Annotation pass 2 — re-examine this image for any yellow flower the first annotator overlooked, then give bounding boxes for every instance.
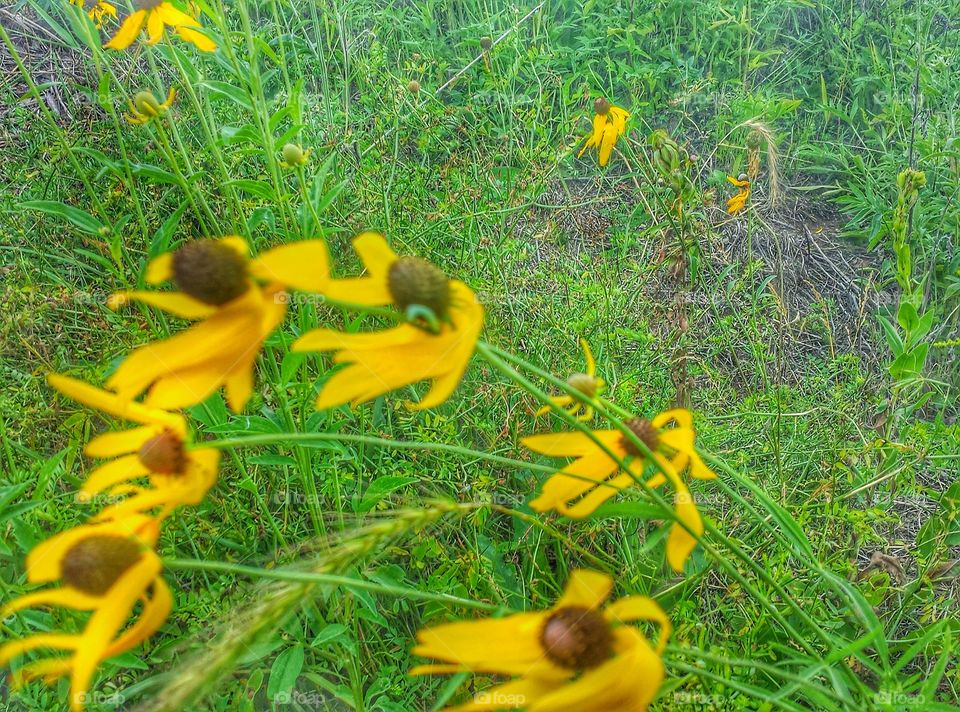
[536,338,605,422]
[412,569,669,711]
[70,0,117,29]
[48,374,219,521]
[108,236,330,412]
[523,409,716,571]
[292,232,484,410]
[126,88,176,125]
[0,516,170,712]
[726,174,751,215]
[578,98,630,167]
[104,0,216,52]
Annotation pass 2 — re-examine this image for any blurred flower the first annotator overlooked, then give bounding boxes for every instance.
[280,142,311,169]
[108,237,330,412]
[0,516,169,712]
[578,98,629,167]
[523,409,716,571]
[725,174,751,215]
[70,0,117,29]
[104,0,216,52]
[48,374,219,520]
[412,569,669,711]
[537,338,605,422]
[125,88,176,125]
[293,231,483,410]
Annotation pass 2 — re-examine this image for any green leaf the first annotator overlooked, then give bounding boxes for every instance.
[19,200,106,235]
[202,80,254,112]
[228,179,276,201]
[896,301,919,332]
[267,645,304,701]
[358,476,418,512]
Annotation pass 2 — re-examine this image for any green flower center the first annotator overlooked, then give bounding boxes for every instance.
[387,257,451,321]
[61,535,143,596]
[282,143,306,166]
[620,417,659,457]
[172,239,249,306]
[566,373,598,398]
[540,606,613,670]
[138,430,186,475]
[594,98,611,116]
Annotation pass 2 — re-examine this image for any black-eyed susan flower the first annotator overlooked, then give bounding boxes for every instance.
[104,0,216,52]
[726,174,751,215]
[70,0,117,29]
[523,409,716,571]
[412,569,669,711]
[48,374,219,521]
[125,88,176,125]
[578,98,630,168]
[536,338,604,422]
[0,515,170,712]
[292,232,484,410]
[108,236,330,412]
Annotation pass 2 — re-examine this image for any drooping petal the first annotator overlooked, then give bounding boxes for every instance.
[413,612,551,677]
[110,290,216,320]
[0,635,78,667]
[103,577,172,658]
[175,25,217,51]
[103,9,146,50]
[47,374,186,433]
[597,122,619,167]
[321,232,397,305]
[249,240,330,292]
[145,8,165,45]
[521,430,620,458]
[70,555,162,711]
[157,2,200,27]
[553,569,612,610]
[85,426,160,458]
[82,455,150,496]
[146,253,173,284]
[529,449,622,517]
[1,587,102,617]
[603,596,671,654]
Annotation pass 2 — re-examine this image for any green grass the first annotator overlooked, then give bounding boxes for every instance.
[1,0,960,710]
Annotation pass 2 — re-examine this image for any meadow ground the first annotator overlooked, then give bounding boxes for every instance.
[1,0,959,710]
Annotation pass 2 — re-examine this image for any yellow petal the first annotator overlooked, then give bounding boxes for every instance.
[1,587,101,617]
[146,253,173,283]
[82,455,149,495]
[112,290,216,320]
[85,426,160,458]
[529,450,621,517]
[353,231,398,272]
[145,8,165,44]
[0,635,78,667]
[522,430,620,457]
[174,24,217,51]
[103,577,172,657]
[157,2,199,28]
[104,9,145,49]
[554,569,612,610]
[47,374,186,433]
[221,236,249,256]
[652,408,692,430]
[536,395,573,416]
[666,491,702,572]
[604,596,671,653]
[413,612,551,677]
[250,240,330,292]
[598,123,619,167]
[70,555,161,712]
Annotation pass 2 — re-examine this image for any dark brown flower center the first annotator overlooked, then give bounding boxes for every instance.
[566,373,598,398]
[620,417,659,457]
[480,36,493,50]
[594,97,611,116]
[540,606,613,670]
[138,430,186,475]
[172,239,249,306]
[135,0,164,9]
[387,257,451,319]
[61,535,143,595]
